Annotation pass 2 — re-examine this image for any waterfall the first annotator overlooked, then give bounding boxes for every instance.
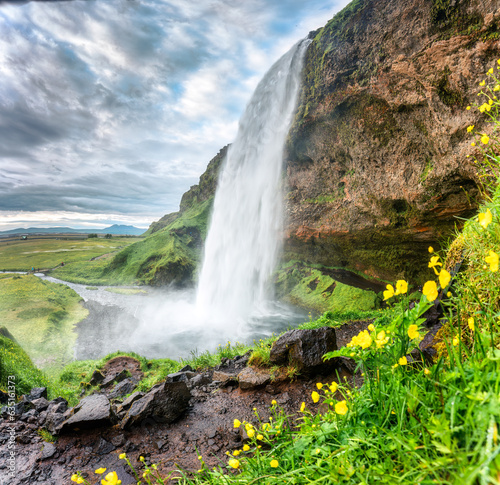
[196,39,310,322]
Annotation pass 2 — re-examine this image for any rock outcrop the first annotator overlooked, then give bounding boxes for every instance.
[284,0,500,283]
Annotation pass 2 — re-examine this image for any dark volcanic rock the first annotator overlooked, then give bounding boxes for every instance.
[237,367,271,391]
[40,442,57,460]
[108,378,136,399]
[57,394,115,434]
[121,381,191,429]
[270,327,338,374]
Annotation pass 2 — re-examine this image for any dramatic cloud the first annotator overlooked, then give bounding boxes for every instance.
[0,0,349,230]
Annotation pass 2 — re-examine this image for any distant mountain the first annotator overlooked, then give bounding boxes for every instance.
[0,225,145,236]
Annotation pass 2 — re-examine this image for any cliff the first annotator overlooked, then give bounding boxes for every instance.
[284,0,500,283]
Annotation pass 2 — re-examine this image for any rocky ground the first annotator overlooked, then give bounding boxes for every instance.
[0,322,370,485]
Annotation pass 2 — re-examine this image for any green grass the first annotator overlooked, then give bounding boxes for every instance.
[0,274,87,369]
[0,237,138,272]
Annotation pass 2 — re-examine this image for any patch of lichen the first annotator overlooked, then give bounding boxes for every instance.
[430,0,483,40]
[274,262,380,314]
[434,67,465,108]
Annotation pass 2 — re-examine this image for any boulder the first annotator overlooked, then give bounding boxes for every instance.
[121,381,190,429]
[89,370,105,386]
[108,378,136,399]
[269,327,338,375]
[237,367,271,391]
[40,442,57,460]
[57,394,115,434]
[100,369,130,389]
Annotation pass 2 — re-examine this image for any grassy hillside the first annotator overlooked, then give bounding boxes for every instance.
[0,274,87,369]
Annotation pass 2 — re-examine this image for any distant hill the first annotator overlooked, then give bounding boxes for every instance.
[0,225,145,236]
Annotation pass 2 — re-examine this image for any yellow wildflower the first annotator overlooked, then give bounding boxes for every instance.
[481,134,490,145]
[428,255,442,274]
[486,250,499,272]
[439,269,451,289]
[329,382,338,393]
[467,125,474,132]
[233,450,241,456]
[453,336,459,346]
[471,141,476,146]
[495,85,500,92]
[395,279,408,295]
[233,419,241,428]
[408,325,419,340]
[95,468,107,474]
[480,80,486,86]
[335,400,348,415]
[368,323,375,331]
[316,382,323,390]
[270,459,279,468]
[257,434,263,440]
[311,391,320,403]
[247,428,255,439]
[488,68,494,74]
[424,368,431,376]
[71,476,80,484]
[243,444,250,451]
[466,105,471,110]
[119,453,126,459]
[101,471,120,485]
[300,402,306,412]
[383,283,395,300]
[422,281,438,302]
[468,317,475,331]
[399,356,408,366]
[478,208,493,229]
[228,459,240,469]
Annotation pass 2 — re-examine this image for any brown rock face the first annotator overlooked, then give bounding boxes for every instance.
[284,0,500,282]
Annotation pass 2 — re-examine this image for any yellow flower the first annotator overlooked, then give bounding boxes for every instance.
[422,281,438,302]
[300,401,306,412]
[453,336,459,346]
[316,382,323,390]
[139,456,145,462]
[408,325,419,340]
[471,141,476,146]
[101,471,120,485]
[329,382,338,393]
[95,468,107,475]
[478,208,493,229]
[468,317,475,331]
[228,459,240,469]
[481,134,490,145]
[383,284,395,300]
[270,459,279,468]
[424,368,431,376]
[311,391,320,403]
[247,428,255,438]
[488,68,494,74]
[439,269,451,289]
[399,356,408,366]
[467,125,474,132]
[485,250,499,272]
[243,444,250,451]
[447,291,452,297]
[77,479,84,485]
[271,399,277,405]
[395,279,408,295]
[262,423,271,430]
[233,450,241,456]
[368,323,375,331]
[466,105,471,110]
[118,453,126,460]
[71,475,80,484]
[428,255,442,274]
[233,419,241,428]
[335,400,348,415]
[480,80,486,86]
[256,434,263,440]
[495,85,500,92]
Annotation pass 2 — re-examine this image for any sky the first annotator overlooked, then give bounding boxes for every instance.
[0,0,349,231]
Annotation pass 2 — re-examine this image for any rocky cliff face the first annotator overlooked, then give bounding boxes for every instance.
[284,0,500,283]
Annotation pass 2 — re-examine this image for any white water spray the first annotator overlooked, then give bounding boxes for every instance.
[196,40,310,322]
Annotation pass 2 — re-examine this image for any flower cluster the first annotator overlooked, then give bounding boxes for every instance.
[383,279,408,300]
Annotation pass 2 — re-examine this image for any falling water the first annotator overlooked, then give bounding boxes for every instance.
[196,39,310,322]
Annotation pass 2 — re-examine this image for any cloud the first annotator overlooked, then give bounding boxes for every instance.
[0,0,350,229]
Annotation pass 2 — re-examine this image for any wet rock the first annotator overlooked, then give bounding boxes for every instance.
[179,365,193,372]
[40,442,57,460]
[121,381,191,429]
[101,369,130,389]
[108,378,136,399]
[96,437,115,455]
[237,367,271,390]
[30,398,49,412]
[189,373,212,389]
[21,409,39,422]
[48,398,68,414]
[269,327,338,375]
[111,434,126,447]
[1,401,26,418]
[116,391,144,416]
[57,394,115,434]
[89,370,105,386]
[212,370,238,384]
[28,387,48,401]
[166,371,196,383]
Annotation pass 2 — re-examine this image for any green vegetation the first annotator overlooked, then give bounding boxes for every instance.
[0,237,137,272]
[275,261,380,314]
[0,274,86,369]
[51,200,212,286]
